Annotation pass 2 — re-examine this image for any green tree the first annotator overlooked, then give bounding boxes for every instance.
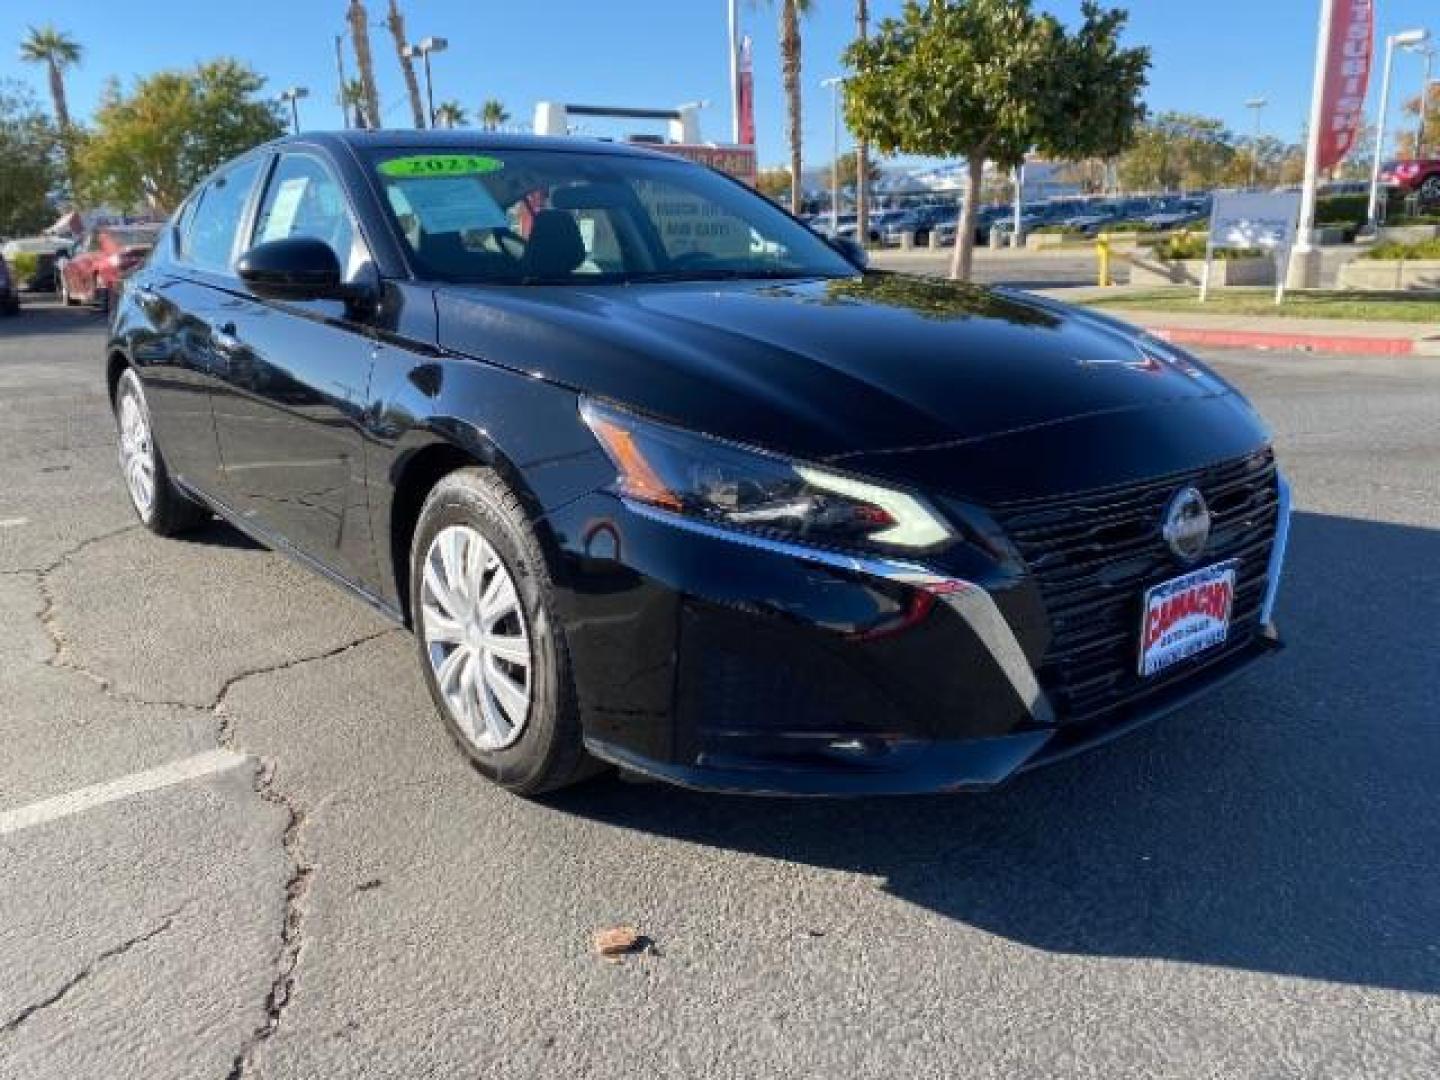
[1395,85,1440,160]
[18,25,82,192]
[0,81,59,235]
[755,0,815,214]
[846,0,1148,280]
[829,152,881,191]
[480,99,511,132]
[77,60,284,212]
[1118,112,1233,193]
[756,167,793,202]
[433,100,467,129]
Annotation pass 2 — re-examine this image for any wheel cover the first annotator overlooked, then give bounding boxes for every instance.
[420,524,533,752]
[116,376,156,516]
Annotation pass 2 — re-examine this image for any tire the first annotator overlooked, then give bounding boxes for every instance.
[113,368,209,536]
[409,467,595,795]
[1420,175,1440,206]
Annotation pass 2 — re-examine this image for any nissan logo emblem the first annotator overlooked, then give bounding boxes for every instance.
[1162,486,1211,561]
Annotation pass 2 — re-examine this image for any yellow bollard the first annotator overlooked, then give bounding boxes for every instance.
[1096,233,1112,288]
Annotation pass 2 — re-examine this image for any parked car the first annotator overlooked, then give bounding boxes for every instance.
[1378,159,1440,204]
[880,206,956,246]
[0,253,19,315]
[106,131,1291,796]
[1,236,71,292]
[60,224,160,308]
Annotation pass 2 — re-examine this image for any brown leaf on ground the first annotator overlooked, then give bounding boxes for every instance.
[593,925,645,958]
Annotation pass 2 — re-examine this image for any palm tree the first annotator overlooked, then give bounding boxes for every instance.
[346,1,383,130]
[480,99,511,132]
[19,25,80,132]
[385,0,426,129]
[433,101,467,129]
[754,1,812,214]
[340,78,371,129]
[19,25,82,194]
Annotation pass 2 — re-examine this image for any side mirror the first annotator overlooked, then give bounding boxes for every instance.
[830,234,869,270]
[238,238,352,302]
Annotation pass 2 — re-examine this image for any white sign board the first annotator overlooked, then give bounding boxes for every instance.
[1201,191,1303,304]
[1208,191,1301,251]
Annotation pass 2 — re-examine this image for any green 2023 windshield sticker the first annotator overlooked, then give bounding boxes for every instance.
[378,154,504,178]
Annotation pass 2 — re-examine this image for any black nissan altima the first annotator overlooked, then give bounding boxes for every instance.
[106,132,1291,795]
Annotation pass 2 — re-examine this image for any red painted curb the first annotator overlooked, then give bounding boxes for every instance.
[1147,325,1417,356]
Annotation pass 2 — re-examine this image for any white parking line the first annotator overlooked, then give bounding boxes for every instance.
[0,517,28,528]
[0,749,250,837]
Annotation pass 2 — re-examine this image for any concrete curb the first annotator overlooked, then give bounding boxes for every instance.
[1145,325,1425,357]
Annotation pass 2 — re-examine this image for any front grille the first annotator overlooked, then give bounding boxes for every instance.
[991,448,1279,723]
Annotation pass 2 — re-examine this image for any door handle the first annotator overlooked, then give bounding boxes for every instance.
[210,321,242,354]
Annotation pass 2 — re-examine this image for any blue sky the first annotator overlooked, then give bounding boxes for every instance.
[3,1,1437,168]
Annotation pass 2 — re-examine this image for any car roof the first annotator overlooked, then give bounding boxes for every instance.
[290,129,686,164]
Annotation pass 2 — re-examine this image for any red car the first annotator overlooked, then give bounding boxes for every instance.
[1379,159,1440,204]
[59,224,160,308]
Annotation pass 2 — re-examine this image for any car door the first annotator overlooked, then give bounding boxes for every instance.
[133,155,267,498]
[209,149,379,587]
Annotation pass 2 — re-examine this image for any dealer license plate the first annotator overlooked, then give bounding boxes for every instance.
[1138,561,1238,678]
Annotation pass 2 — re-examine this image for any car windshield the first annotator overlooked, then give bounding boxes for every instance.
[364,146,857,285]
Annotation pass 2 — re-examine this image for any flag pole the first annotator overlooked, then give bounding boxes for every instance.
[1290,0,1336,287]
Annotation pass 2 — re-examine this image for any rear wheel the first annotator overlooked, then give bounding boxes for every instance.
[113,368,208,535]
[1420,174,1440,205]
[410,467,595,794]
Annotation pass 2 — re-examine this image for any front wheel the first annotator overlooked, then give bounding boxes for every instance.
[113,368,208,535]
[410,467,595,795]
[1419,174,1440,206]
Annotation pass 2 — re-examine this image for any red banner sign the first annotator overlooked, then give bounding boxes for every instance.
[1318,0,1374,172]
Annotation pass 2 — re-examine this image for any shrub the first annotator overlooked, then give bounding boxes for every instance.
[1032,224,1084,235]
[1364,239,1440,260]
[1101,219,1157,233]
[1316,194,1368,227]
[1155,232,1264,261]
[8,251,38,280]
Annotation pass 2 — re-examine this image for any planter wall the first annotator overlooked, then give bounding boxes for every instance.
[1377,224,1440,245]
[1129,256,1277,288]
[1338,259,1440,291]
[1025,232,1088,250]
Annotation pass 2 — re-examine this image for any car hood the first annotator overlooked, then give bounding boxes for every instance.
[434,272,1237,462]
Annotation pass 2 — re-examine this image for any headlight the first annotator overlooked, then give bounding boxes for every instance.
[580,399,954,553]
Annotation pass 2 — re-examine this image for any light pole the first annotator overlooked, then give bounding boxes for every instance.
[1245,97,1268,188]
[728,0,741,144]
[821,77,845,233]
[1411,45,1435,158]
[278,86,309,135]
[404,36,448,127]
[1368,28,1431,231]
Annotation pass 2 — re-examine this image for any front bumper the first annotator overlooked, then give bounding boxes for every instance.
[544,475,1292,797]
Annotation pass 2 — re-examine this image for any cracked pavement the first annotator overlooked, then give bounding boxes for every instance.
[1,298,1437,1079]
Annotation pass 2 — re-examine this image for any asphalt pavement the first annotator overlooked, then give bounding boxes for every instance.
[2,296,1437,1079]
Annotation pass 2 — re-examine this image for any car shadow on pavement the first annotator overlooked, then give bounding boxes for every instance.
[0,298,109,338]
[550,511,1440,995]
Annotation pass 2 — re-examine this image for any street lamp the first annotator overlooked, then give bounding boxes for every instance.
[1410,45,1435,158]
[277,86,309,135]
[821,76,846,234]
[1245,97,1268,189]
[404,36,449,127]
[1368,28,1431,231]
